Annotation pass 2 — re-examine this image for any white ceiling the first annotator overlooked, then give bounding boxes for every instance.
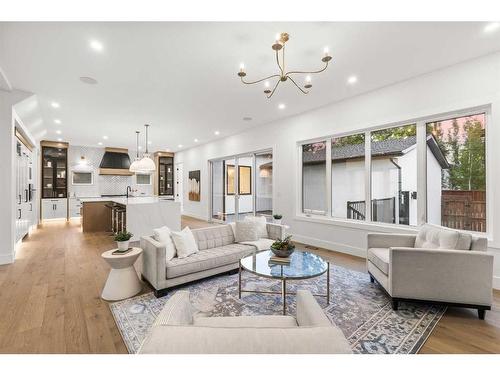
[1,22,500,152]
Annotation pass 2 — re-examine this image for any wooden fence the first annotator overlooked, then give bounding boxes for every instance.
[441,190,486,232]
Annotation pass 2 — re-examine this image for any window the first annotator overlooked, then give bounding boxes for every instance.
[370,124,417,225]
[302,141,327,215]
[332,133,365,220]
[426,113,486,232]
[226,165,252,195]
[72,172,93,185]
[136,174,151,185]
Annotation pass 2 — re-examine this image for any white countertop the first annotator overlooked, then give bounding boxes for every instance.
[79,196,176,205]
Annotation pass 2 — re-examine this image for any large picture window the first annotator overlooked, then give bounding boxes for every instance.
[331,133,365,220]
[426,113,486,232]
[302,141,327,215]
[370,124,417,225]
[299,110,487,233]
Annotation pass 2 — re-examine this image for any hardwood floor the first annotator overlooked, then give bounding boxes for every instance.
[0,217,499,353]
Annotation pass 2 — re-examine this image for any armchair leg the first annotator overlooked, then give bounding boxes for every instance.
[478,309,486,320]
[391,299,399,311]
[369,275,374,283]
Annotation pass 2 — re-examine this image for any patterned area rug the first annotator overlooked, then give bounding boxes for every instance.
[110,265,446,354]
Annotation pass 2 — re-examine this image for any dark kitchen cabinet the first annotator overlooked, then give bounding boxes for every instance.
[41,143,68,199]
[158,156,174,196]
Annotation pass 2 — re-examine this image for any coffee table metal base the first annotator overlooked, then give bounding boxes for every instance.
[238,262,330,315]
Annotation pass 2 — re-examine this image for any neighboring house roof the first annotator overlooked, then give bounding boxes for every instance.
[303,135,449,168]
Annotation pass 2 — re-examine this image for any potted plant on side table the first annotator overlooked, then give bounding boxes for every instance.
[273,214,283,224]
[114,231,133,252]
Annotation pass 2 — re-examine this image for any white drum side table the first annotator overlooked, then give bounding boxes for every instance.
[101,247,143,301]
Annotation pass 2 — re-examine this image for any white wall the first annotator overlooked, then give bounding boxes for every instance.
[175,52,500,289]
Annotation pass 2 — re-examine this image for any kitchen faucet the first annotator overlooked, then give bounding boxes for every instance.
[126,186,132,198]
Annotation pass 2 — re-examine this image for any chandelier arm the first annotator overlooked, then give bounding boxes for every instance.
[285,61,329,77]
[287,75,309,95]
[266,79,281,99]
[240,74,281,85]
[276,50,284,76]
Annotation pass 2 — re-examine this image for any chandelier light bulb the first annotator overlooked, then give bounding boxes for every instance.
[264,81,270,88]
[323,47,329,56]
[275,33,280,42]
[305,76,312,83]
[239,63,245,72]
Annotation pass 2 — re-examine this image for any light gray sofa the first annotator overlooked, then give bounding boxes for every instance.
[367,223,493,319]
[141,223,286,297]
[138,289,352,354]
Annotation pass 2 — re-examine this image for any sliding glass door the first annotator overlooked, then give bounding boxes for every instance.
[210,150,272,223]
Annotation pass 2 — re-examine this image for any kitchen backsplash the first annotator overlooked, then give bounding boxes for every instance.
[68,145,154,198]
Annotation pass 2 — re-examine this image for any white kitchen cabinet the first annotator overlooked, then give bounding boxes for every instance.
[42,198,67,220]
[69,197,82,218]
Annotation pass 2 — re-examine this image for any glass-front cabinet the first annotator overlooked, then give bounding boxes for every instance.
[41,144,68,198]
[158,155,174,196]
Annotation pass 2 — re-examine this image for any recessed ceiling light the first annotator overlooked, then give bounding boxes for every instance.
[194,138,199,143]
[243,117,252,121]
[90,39,104,52]
[102,135,108,140]
[165,148,171,152]
[56,130,62,134]
[214,131,220,135]
[278,103,286,110]
[148,141,152,145]
[138,146,142,150]
[98,142,103,146]
[347,75,358,84]
[51,102,60,108]
[484,22,500,33]
[178,144,183,148]
[80,76,98,85]
[57,138,62,142]
[54,119,61,124]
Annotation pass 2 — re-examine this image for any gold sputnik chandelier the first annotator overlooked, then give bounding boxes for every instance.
[237,32,332,98]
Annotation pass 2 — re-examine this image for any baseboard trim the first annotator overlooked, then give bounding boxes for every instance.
[290,233,366,259]
[493,276,500,291]
[0,253,14,265]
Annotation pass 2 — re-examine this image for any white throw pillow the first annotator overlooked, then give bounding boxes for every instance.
[153,226,176,261]
[171,227,199,259]
[245,215,268,239]
[234,221,259,242]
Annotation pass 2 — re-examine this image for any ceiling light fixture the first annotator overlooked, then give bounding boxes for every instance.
[54,119,61,124]
[57,138,62,142]
[278,103,286,110]
[98,142,103,146]
[129,131,143,173]
[214,130,220,135]
[51,102,60,108]
[484,22,500,33]
[56,130,62,134]
[243,117,252,121]
[237,32,332,98]
[136,124,156,173]
[178,144,183,148]
[194,138,199,143]
[347,75,358,84]
[90,39,104,52]
[103,135,108,140]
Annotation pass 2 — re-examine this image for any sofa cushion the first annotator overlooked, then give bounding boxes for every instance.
[234,221,259,242]
[192,225,235,250]
[414,224,462,250]
[171,227,199,259]
[239,238,274,251]
[194,315,298,328]
[367,247,389,275]
[245,215,268,238]
[166,243,255,279]
[153,226,176,261]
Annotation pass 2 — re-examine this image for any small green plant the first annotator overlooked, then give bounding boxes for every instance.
[271,235,294,251]
[114,231,133,242]
[273,214,283,220]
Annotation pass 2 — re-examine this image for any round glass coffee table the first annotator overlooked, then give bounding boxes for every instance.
[239,250,330,315]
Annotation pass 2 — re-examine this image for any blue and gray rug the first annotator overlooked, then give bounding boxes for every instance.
[110,265,446,354]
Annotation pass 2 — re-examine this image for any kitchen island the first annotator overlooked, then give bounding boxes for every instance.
[79,196,181,241]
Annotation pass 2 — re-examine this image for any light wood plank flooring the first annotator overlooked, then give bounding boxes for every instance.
[0,217,498,353]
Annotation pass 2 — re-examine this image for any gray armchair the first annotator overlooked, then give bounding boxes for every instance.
[366,224,493,319]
